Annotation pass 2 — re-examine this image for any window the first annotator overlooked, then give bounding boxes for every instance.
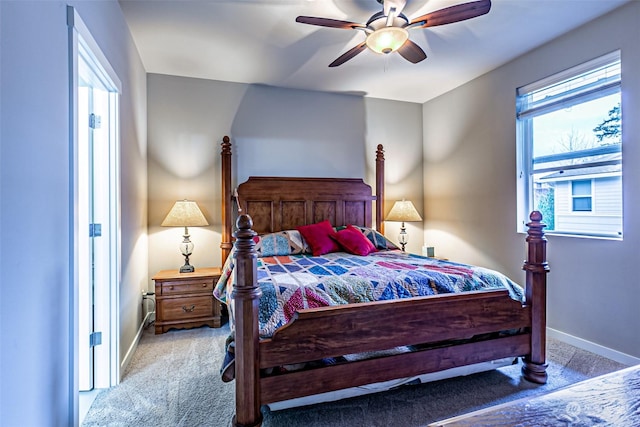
[571,180,592,212]
[516,51,622,239]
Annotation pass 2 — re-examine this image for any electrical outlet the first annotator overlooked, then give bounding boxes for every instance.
[422,246,435,257]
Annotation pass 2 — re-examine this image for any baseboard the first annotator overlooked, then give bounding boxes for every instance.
[120,311,153,379]
[547,327,640,366]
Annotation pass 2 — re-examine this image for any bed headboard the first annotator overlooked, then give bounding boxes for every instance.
[237,177,374,235]
[220,138,385,263]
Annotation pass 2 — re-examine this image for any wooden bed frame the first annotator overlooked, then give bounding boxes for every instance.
[219,136,549,427]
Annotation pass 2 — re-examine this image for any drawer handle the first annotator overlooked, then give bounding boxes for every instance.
[202,283,207,287]
[169,286,174,290]
[182,305,196,313]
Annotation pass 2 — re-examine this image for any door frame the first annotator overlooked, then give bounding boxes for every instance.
[68,5,122,421]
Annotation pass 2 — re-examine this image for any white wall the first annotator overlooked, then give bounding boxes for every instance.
[231,85,368,183]
[422,2,640,359]
[147,74,424,276]
[147,75,242,276]
[364,97,424,252]
[0,1,147,425]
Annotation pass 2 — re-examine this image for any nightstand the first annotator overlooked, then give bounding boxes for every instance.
[152,267,222,334]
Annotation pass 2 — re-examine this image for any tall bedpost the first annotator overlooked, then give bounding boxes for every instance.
[376,144,385,234]
[221,136,233,265]
[522,211,550,384]
[232,214,262,427]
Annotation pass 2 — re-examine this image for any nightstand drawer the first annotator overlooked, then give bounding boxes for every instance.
[158,295,214,321]
[160,278,214,296]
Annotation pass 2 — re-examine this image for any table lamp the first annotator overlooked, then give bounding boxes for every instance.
[385,199,422,252]
[161,200,209,273]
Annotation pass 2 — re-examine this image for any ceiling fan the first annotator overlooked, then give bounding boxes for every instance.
[296,0,491,67]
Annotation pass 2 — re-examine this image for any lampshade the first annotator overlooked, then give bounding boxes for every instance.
[385,199,421,253]
[366,27,409,54]
[385,200,422,223]
[161,200,208,273]
[161,200,209,227]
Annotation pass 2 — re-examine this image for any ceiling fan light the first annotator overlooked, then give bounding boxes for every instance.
[366,27,409,54]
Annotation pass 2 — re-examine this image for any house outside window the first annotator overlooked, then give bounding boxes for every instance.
[516,51,622,239]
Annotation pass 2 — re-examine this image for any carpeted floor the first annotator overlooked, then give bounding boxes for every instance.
[82,323,628,427]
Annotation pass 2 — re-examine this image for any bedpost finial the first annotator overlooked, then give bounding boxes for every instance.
[526,211,547,241]
[524,210,549,273]
[222,136,231,153]
[236,213,253,231]
[530,210,543,223]
[376,144,385,161]
[233,213,257,260]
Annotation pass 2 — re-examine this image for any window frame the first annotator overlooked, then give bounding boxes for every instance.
[516,51,622,239]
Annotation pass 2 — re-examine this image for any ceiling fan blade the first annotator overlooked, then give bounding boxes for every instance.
[410,0,491,28]
[329,42,367,67]
[296,16,366,30]
[397,40,427,64]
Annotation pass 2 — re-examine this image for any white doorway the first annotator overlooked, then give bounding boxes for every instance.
[68,6,121,419]
[77,73,118,391]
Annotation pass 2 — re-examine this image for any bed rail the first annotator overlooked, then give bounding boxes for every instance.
[260,290,530,368]
[261,334,531,404]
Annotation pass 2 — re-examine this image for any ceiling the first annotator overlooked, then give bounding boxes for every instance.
[119,0,629,104]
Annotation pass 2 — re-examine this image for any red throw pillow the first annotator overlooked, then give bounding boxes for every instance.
[332,225,377,256]
[297,220,340,256]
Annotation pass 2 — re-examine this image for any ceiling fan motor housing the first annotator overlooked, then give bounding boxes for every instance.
[366,11,409,31]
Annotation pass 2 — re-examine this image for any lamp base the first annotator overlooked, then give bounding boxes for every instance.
[398,222,408,252]
[179,253,195,273]
[180,264,195,273]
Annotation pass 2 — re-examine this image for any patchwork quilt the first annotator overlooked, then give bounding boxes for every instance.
[214,248,525,339]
